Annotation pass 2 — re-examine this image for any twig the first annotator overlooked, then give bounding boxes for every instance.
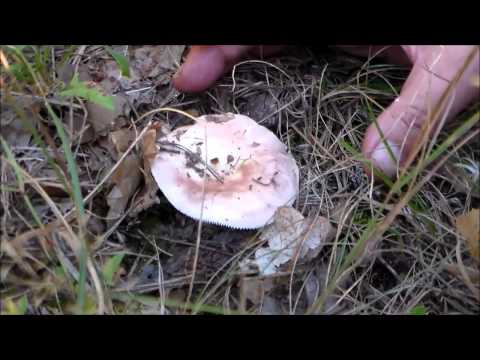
[157,141,224,184]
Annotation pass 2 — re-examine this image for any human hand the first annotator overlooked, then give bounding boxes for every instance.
[172,45,479,178]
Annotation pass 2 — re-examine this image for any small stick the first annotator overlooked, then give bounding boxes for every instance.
[157,141,224,184]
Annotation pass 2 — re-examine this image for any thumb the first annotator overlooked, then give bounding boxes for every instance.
[362,45,479,178]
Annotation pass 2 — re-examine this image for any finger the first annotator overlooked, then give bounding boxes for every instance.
[172,45,285,93]
[172,45,252,93]
[362,45,479,178]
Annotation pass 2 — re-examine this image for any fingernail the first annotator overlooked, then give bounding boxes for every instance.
[370,140,401,178]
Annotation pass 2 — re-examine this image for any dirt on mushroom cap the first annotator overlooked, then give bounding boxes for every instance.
[150,113,299,229]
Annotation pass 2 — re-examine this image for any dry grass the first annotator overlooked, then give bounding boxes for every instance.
[1,45,478,315]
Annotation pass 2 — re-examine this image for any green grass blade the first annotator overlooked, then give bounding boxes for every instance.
[102,253,125,286]
[7,46,89,312]
[106,47,130,77]
[112,293,247,315]
[409,304,427,315]
[60,74,114,110]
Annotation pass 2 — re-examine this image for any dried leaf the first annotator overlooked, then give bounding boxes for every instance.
[38,180,70,198]
[5,226,51,259]
[70,113,95,145]
[97,135,119,162]
[131,127,160,215]
[1,115,32,148]
[0,97,37,148]
[110,128,135,154]
[254,247,286,276]
[130,45,185,84]
[239,276,274,306]
[253,207,335,276]
[99,58,142,94]
[455,208,480,261]
[142,128,159,166]
[86,95,128,136]
[106,154,141,223]
[56,61,91,87]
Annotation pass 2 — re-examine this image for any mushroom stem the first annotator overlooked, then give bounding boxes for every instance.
[157,141,225,184]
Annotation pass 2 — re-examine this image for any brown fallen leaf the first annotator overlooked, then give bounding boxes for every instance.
[99,57,142,95]
[3,228,47,260]
[86,94,128,137]
[38,180,70,198]
[97,135,119,162]
[57,62,92,85]
[238,276,274,308]
[1,224,57,277]
[110,128,135,154]
[102,59,124,82]
[167,288,187,305]
[106,153,142,224]
[0,97,37,148]
[70,113,95,145]
[142,127,159,166]
[130,45,185,84]
[1,114,32,148]
[455,208,480,261]
[130,127,160,215]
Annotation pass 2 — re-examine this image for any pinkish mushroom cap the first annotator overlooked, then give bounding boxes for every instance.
[150,113,299,229]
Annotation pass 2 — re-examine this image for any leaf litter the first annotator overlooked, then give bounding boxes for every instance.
[129,45,185,84]
[236,207,335,313]
[245,206,335,276]
[78,46,186,226]
[0,96,36,149]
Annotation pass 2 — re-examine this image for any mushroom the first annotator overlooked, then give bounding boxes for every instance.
[150,113,299,229]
